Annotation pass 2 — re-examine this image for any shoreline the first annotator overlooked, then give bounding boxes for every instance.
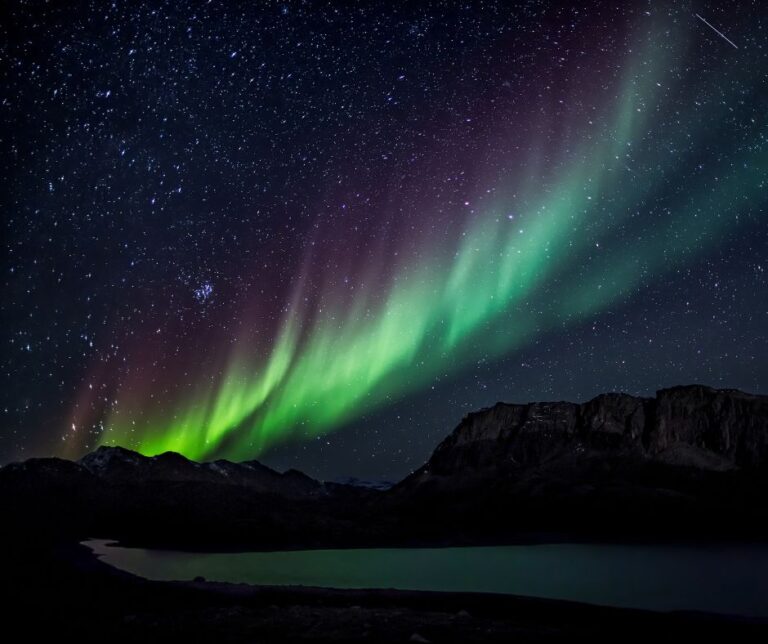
[81,529,768,554]
[83,537,768,620]
[5,537,768,641]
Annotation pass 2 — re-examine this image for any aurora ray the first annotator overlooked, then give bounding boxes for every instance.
[64,16,767,463]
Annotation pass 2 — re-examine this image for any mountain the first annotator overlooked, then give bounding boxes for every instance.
[388,385,768,542]
[79,445,322,497]
[0,446,379,549]
[403,384,768,487]
[333,476,395,491]
[1,384,767,548]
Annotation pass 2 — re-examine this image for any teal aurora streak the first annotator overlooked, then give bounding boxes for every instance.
[75,21,766,461]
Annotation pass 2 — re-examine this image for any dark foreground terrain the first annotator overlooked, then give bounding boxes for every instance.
[5,537,768,642]
[3,385,768,640]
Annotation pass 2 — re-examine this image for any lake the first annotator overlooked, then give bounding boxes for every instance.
[84,539,768,618]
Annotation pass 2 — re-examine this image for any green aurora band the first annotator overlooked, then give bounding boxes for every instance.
[86,22,767,461]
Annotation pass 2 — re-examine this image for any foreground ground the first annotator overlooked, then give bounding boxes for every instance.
[4,537,768,643]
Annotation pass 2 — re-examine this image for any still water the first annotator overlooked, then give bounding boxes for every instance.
[85,539,768,618]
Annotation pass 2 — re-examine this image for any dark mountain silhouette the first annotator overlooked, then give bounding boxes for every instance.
[385,384,768,543]
[2,385,767,548]
[411,384,768,481]
[79,444,323,496]
[333,476,395,491]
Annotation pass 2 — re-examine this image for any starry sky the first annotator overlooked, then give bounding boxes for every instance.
[2,1,767,480]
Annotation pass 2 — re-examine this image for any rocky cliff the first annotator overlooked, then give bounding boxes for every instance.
[406,385,768,486]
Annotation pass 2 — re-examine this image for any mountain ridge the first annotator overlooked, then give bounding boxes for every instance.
[2,383,767,548]
[77,444,324,497]
[401,384,768,493]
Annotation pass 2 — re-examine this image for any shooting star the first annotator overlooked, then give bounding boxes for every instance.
[695,13,738,49]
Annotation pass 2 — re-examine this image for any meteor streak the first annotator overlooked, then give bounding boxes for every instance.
[695,13,739,49]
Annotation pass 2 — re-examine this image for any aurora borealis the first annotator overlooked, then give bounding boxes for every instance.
[3,1,768,477]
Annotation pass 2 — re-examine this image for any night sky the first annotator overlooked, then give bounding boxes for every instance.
[2,1,767,480]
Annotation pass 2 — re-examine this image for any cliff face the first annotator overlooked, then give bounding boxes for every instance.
[649,386,768,468]
[411,385,768,485]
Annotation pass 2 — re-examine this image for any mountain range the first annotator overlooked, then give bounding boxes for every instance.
[3,384,768,548]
